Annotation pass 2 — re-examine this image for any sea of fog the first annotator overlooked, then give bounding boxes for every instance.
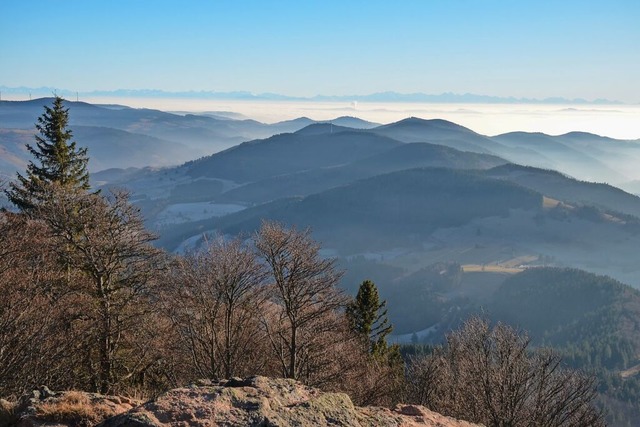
[25,95,640,140]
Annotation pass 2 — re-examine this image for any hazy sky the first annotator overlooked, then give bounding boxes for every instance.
[1,0,639,102]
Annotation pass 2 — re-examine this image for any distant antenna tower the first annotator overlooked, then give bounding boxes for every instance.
[76,91,79,102]
[29,92,32,100]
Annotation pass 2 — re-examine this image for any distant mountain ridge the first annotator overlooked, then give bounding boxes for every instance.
[0,86,623,104]
[3,99,638,184]
[0,99,380,174]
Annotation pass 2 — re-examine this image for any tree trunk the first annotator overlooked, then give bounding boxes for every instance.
[224,305,232,378]
[289,324,297,379]
[99,276,112,394]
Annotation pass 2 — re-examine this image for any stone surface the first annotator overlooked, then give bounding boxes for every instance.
[6,378,479,427]
[99,376,480,427]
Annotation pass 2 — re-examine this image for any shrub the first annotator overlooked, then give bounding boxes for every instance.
[405,316,605,427]
[35,391,117,427]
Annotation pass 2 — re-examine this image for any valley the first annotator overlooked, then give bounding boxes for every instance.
[5,99,640,288]
[6,98,640,291]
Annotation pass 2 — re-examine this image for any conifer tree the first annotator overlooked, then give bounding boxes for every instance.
[6,96,90,213]
[347,279,394,357]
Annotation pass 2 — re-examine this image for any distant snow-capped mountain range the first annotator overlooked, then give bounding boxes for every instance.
[0,86,623,105]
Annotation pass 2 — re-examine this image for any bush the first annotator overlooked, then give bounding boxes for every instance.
[35,391,117,427]
[405,316,605,427]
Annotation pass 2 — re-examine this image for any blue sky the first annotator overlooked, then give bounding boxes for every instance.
[1,0,639,102]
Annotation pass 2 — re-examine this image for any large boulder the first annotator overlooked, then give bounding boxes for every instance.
[99,376,479,427]
[5,378,479,427]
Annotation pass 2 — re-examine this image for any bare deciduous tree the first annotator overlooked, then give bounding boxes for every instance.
[36,186,164,394]
[163,237,268,379]
[255,221,347,381]
[405,316,605,427]
[0,213,79,396]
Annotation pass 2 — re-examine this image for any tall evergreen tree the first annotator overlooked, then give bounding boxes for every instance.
[6,96,90,213]
[347,279,393,357]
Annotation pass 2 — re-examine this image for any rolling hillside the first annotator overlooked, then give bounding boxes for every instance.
[183,131,402,182]
[171,167,541,253]
[493,132,628,183]
[485,164,640,217]
[219,142,507,204]
[372,117,502,154]
[491,268,640,353]
[0,99,381,176]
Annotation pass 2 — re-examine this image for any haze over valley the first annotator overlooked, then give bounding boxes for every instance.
[3,96,640,285]
[2,96,640,296]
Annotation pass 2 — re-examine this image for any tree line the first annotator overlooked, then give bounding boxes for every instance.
[0,98,604,426]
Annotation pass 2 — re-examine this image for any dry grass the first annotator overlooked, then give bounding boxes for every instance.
[620,363,640,379]
[36,391,118,427]
[543,196,561,209]
[0,399,17,427]
[461,264,523,274]
[501,255,538,268]
[116,384,154,403]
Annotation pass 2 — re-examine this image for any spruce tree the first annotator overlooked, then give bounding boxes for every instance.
[347,279,394,357]
[6,96,90,213]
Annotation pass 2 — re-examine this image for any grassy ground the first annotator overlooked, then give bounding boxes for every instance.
[462,264,523,273]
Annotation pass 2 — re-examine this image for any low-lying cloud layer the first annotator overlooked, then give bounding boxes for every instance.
[79,97,640,140]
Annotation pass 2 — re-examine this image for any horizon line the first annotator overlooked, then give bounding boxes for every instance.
[0,86,629,105]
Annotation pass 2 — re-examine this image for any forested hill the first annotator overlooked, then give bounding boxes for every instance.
[485,164,640,217]
[213,167,542,252]
[491,267,640,366]
[0,99,380,175]
[485,267,640,425]
[217,143,507,205]
[184,131,402,182]
[382,265,640,425]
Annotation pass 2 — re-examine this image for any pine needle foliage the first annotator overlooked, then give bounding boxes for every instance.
[6,96,90,213]
[347,279,393,357]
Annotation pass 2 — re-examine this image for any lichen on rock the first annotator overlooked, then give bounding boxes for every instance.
[99,376,478,427]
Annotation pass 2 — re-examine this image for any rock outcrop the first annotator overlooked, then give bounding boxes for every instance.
[6,377,479,427]
[101,376,478,427]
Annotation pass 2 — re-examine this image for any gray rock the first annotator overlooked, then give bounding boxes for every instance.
[96,376,480,427]
[98,412,158,427]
